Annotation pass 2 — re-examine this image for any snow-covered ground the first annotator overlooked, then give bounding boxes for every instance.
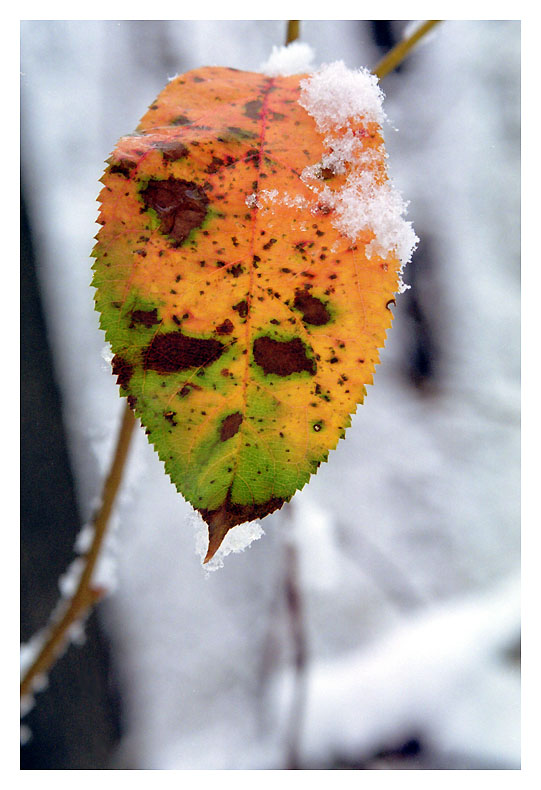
[20,21,520,769]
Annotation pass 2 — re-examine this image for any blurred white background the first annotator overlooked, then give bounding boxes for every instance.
[20,20,520,769]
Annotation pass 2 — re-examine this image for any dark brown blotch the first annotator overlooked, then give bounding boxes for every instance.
[206,155,226,174]
[140,178,209,246]
[144,331,224,373]
[129,308,159,328]
[164,410,177,426]
[233,300,249,318]
[150,140,189,162]
[178,382,202,398]
[229,264,244,278]
[215,318,234,335]
[109,158,136,178]
[293,290,331,326]
[253,336,316,377]
[227,126,257,139]
[170,114,192,126]
[220,412,243,442]
[244,99,263,120]
[112,355,133,389]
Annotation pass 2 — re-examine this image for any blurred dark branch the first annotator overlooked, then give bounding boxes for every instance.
[283,535,308,770]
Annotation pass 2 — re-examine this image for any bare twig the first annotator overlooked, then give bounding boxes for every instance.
[286,20,300,45]
[21,402,136,701]
[283,532,308,770]
[373,20,442,80]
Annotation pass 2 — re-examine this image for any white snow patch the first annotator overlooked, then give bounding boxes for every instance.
[246,188,309,212]
[296,61,418,290]
[190,511,265,573]
[260,42,315,77]
[299,61,385,132]
[74,522,94,553]
[287,499,342,592]
[100,342,114,369]
[20,632,45,679]
[58,557,84,598]
[68,620,87,646]
[272,574,520,768]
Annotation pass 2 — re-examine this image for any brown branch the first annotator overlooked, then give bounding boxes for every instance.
[283,534,308,770]
[373,20,442,80]
[21,402,136,701]
[286,20,300,45]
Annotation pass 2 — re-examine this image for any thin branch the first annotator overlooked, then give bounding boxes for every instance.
[21,402,136,701]
[286,20,300,45]
[283,535,308,770]
[373,20,442,80]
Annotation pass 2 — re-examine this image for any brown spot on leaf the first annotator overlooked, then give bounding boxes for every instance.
[227,126,257,140]
[233,300,249,318]
[150,140,189,161]
[293,290,331,326]
[140,178,209,246]
[127,395,138,410]
[206,155,226,174]
[170,114,192,126]
[229,264,244,278]
[244,99,263,120]
[144,331,224,373]
[112,355,133,389]
[129,308,159,328]
[220,412,243,442]
[215,318,234,335]
[253,336,316,377]
[109,160,136,179]
[178,382,202,398]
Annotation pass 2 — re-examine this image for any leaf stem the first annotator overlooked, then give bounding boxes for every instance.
[21,402,136,701]
[286,20,300,45]
[373,20,442,80]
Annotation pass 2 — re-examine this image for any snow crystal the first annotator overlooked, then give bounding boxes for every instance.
[190,511,264,573]
[261,42,315,77]
[254,56,418,289]
[298,61,418,289]
[58,557,84,598]
[246,188,309,212]
[100,342,114,370]
[92,550,118,593]
[20,633,44,678]
[74,522,94,553]
[245,192,258,208]
[68,620,87,647]
[299,61,385,132]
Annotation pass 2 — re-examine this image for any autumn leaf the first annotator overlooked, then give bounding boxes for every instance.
[91,64,417,561]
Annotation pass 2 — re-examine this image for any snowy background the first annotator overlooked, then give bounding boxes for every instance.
[20,20,520,769]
